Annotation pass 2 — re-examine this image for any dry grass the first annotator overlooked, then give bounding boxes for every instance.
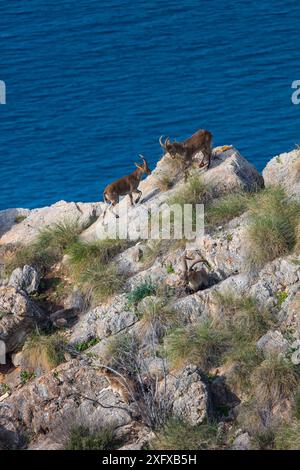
[245,187,300,271]
[250,355,299,406]
[150,418,219,450]
[23,329,66,372]
[155,173,174,192]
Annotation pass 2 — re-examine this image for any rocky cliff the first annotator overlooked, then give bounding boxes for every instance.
[0,145,299,450]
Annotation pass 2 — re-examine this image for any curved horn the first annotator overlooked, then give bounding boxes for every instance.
[159,135,166,149]
[139,154,146,162]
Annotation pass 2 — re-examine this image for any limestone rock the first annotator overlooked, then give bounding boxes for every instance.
[0,286,46,353]
[9,265,40,294]
[162,365,211,426]
[263,149,300,201]
[256,330,289,357]
[231,432,252,450]
[0,201,103,246]
[0,208,30,238]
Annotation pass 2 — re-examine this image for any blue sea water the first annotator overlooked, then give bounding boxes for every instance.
[0,0,300,210]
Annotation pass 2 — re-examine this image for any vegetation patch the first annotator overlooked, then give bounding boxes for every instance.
[23,329,67,372]
[74,337,99,352]
[245,187,300,271]
[65,425,118,450]
[126,280,157,308]
[205,192,251,227]
[150,418,219,450]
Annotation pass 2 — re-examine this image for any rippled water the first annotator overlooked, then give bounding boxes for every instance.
[1,0,300,210]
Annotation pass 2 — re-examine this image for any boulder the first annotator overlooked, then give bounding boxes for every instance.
[0,201,103,246]
[9,265,40,294]
[0,359,136,449]
[161,365,211,426]
[0,208,30,238]
[231,432,252,450]
[69,294,138,345]
[256,330,289,357]
[263,149,300,201]
[0,286,46,353]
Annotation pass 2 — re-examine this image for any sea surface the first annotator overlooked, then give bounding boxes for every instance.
[1,0,300,210]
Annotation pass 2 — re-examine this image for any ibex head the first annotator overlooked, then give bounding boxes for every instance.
[135,155,151,175]
[159,135,185,159]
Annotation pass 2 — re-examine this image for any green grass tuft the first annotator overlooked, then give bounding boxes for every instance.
[65,425,117,450]
[150,418,219,450]
[245,187,300,271]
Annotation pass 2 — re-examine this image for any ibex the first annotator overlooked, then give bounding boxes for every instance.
[180,253,211,292]
[103,155,151,218]
[159,129,213,169]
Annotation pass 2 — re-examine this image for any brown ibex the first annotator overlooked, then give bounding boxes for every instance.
[159,129,213,170]
[103,155,151,218]
[180,253,211,292]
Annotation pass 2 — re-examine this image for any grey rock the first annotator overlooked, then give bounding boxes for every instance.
[0,286,46,353]
[256,330,289,357]
[162,365,211,426]
[0,208,30,238]
[9,265,40,294]
[263,149,300,201]
[231,432,252,450]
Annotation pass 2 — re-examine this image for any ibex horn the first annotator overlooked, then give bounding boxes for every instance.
[159,135,169,149]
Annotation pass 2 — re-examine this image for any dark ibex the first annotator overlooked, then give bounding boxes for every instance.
[159,129,213,169]
[103,155,151,218]
[180,253,211,292]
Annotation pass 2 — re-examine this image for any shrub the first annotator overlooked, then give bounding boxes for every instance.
[245,187,300,271]
[6,219,84,275]
[164,322,230,370]
[251,355,299,406]
[126,280,157,308]
[274,420,300,450]
[205,192,250,226]
[104,333,139,376]
[168,176,211,207]
[65,425,117,450]
[155,173,174,191]
[23,330,66,372]
[74,337,99,352]
[151,418,219,450]
[67,238,128,304]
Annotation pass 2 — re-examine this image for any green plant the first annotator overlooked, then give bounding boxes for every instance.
[275,290,288,308]
[65,425,117,450]
[251,355,299,406]
[164,322,230,370]
[104,333,139,376]
[155,173,174,191]
[137,297,180,336]
[274,420,300,450]
[67,238,128,304]
[20,370,36,385]
[205,192,250,227]
[166,263,175,274]
[150,418,219,450]
[23,330,66,372]
[14,215,27,224]
[74,337,99,352]
[6,219,85,275]
[126,280,157,308]
[245,187,300,271]
[168,176,210,207]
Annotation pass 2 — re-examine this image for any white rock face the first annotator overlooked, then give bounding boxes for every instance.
[263,148,300,200]
[0,208,30,238]
[0,200,104,245]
